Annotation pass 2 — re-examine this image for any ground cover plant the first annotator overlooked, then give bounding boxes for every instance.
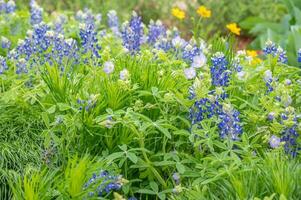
[0,0,301,200]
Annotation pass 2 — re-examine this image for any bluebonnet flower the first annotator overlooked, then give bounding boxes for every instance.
[107,10,119,29]
[269,135,281,148]
[276,47,288,64]
[16,58,28,74]
[0,0,5,13]
[263,70,273,93]
[53,14,67,34]
[218,105,243,140]
[184,67,196,80]
[154,37,173,52]
[79,21,101,64]
[188,86,196,100]
[95,13,102,24]
[0,56,8,74]
[182,44,202,63]
[189,97,222,125]
[121,12,144,54]
[119,68,129,80]
[128,197,138,200]
[210,52,230,87]
[189,95,243,140]
[172,173,180,185]
[298,49,301,63]
[5,0,15,14]
[263,40,277,56]
[267,112,275,121]
[30,1,43,25]
[1,36,11,49]
[191,54,206,68]
[77,96,96,112]
[281,117,299,157]
[147,20,166,44]
[263,41,287,63]
[84,170,126,197]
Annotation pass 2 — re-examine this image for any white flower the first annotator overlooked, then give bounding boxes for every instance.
[119,68,129,80]
[237,71,246,80]
[284,79,292,86]
[103,61,114,74]
[269,135,280,149]
[184,67,196,80]
[191,54,206,68]
[172,36,185,49]
[264,70,273,82]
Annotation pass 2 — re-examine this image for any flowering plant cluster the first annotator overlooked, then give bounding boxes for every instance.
[0,1,301,200]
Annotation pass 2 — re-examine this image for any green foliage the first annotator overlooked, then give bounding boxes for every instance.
[241,0,301,65]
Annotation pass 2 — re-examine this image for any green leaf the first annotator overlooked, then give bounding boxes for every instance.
[176,162,185,174]
[158,193,166,200]
[119,144,127,151]
[106,152,124,162]
[41,112,50,128]
[57,103,70,111]
[150,181,158,193]
[154,123,171,139]
[127,152,138,164]
[47,105,56,114]
[136,189,156,195]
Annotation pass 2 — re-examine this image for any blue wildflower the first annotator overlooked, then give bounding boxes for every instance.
[280,115,299,157]
[182,44,202,63]
[218,105,243,140]
[1,36,11,49]
[263,41,288,64]
[172,173,180,185]
[0,56,8,74]
[84,170,124,198]
[16,58,28,74]
[263,70,273,93]
[5,0,15,14]
[30,1,43,25]
[107,10,119,29]
[298,49,301,63]
[154,37,172,52]
[210,52,230,87]
[0,0,5,13]
[263,40,277,56]
[121,12,144,54]
[189,97,222,125]
[276,47,288,64]
[147,20,166,44]
[53,14,66,34]
[79,21,101,64]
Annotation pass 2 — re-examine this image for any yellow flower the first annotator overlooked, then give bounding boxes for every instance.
[246,50,258,58]
[246,50,262,65]
[226,23,241,36]
[172,8,185,20]
[197,6,211,18]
